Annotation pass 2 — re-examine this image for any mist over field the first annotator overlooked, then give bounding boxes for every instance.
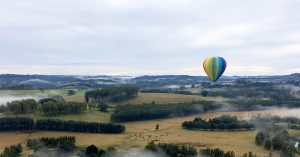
[0,95,40,106]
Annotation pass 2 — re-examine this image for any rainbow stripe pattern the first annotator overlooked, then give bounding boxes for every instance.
[203,56,227,82]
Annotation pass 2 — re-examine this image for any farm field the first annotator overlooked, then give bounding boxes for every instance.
[1,90,300,156]
[2,109,300,157]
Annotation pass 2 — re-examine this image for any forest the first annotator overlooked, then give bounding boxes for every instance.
[182,115,254,130]
[5,99,38,114]
[255,128,298,156]
[35,119,125,134]
[145,142,198,157]
[27,136,76,150]
[0,117,125,134]
[84,86,138,102]
[40,102,87,115]
[111,101,221,122]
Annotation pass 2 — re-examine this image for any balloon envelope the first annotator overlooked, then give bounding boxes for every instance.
[203,56,227,81]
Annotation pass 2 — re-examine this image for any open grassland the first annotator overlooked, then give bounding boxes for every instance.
[113,93,226,105]
[2,110,298,157]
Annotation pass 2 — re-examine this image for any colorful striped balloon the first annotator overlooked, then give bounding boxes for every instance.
[203,56,227,82]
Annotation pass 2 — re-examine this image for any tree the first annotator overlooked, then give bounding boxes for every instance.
[85,145,106,157]
[255,131,267,146]
[155,124,160,130]
[145,142,157,152]
[39,88,45,94]
[67,90,76,96]
[201,90,209,97]
[0,144,23,157]
[98,101,108,112]
[272,135,285,151]
[59,138,75,151]
[0,106,7,113]
[264,139,272,150]
[86,145,99,155]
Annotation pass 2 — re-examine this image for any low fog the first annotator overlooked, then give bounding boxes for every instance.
[0,95,41,106]
[30,149,167,157]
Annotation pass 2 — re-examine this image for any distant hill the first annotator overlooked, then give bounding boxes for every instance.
[0,74,299,89]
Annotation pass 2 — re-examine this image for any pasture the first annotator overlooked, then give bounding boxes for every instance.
[1,89,300,156]
[2,110,298,157]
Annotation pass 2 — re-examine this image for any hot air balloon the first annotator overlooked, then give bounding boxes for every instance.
[203,56,227,82]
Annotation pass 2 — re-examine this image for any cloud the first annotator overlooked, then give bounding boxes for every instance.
[227,66,274,75]
[0,0,300,75]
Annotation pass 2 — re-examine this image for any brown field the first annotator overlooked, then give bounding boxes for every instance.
[1,90,300,156]
[112,93,226,105]
[2,110,299,157]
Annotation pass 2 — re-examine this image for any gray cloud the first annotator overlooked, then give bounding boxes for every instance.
[0,0,300,75]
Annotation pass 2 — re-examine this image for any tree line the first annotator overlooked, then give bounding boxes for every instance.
[145,142,197,157]
[0,144,22,157]
[0,98,92,115]
[35,119,125,134]
[84,86,138,103]
[111,101,221,122]
[4,99,38,114]
[140,89,193,95]
[27,136,76,151]
[182,115,254,130]
[0,117,34,131]
[145,142,255,157]
[0,117,125,134]
[40,101,87,115]
[200,148,235,157]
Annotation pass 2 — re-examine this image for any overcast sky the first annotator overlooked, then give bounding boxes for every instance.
[0,0,299,76]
